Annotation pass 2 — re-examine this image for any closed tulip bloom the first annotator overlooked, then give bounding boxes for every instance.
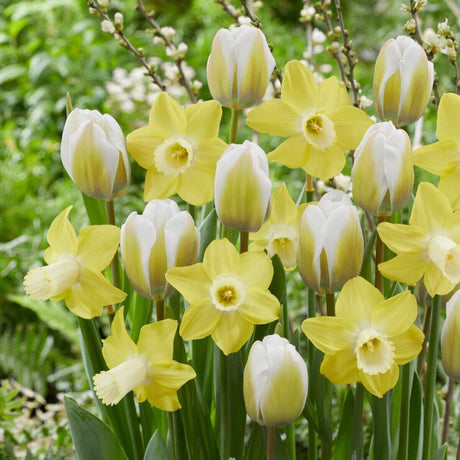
[207,25,276,109]
[120,200,200,301]
[352,121,413,216]
[243,334,308,426]
[441,290,460,381]
[61,108,130,200]
[214,140,272,232]
[373,36,434,127]
[297,190,364,293]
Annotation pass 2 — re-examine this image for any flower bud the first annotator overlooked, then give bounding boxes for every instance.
[61,108,130,200]
[373,35,434,127]
[207,25,276,109]
[441,290,460,381]
[243,334,308,426]
[297,190,364,293]
[352,121,413,216]
[214,140,271,232]
[120,200,200,300]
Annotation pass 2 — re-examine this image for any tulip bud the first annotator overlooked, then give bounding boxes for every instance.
[207,25,276,109]
[214,140,272,232]
[243,334,308,426]
[441,290,460,381]
[120,200,200,300]
[61,108,130,200]
[373,35,434,127]
[297,190,363,293]
[352,121,414,216]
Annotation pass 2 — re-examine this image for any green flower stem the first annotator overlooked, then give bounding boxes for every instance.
[307,287,318,460]
[139,402,155,447]
[168,411,177,460]
[266,426,276,460]
[240,230,249,253]
[122,395,144,460]
[325,292,335,316]
[156,299,165,322]
[398,362,412,460]
[375,215,388,292]
[106,200,121,290]
[229,108,240,144]
[422,294,442,460]
[350,384,364,459]
[372,393,390,460]
[285,423,296,460]
[130,294,153,342]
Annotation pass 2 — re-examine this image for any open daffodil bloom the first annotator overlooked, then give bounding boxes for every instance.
[302,277,424,397]
[23,206,126,319]
[127,92,227,206]
[247,60,373,180]
[93,308,196,410]
[165,238,280,355]
[378,182,460,296]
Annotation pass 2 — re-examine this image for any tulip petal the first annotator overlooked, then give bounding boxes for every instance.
[412,140,460,176]
[281,60,318,115]
[127,126,164,169]
[302,316,357,354]
[239,251,274,288]
[378,254,427,285]
[392,325,424,364]
[166,264,212,305]
[303,144,345,181]
[148,92,187,137]
[180,301,222,341]
[246,99,300,137]
[212,311,253,355]
[185,100,222,141]
[331,106,374,150]
[202,239,241,278]
[238,287,280,324]
[46,207,78,259]
[137,318,178,362]
[436,93,460,142]
[144,167,181,201]
[268,134,310,169]
[360,365,399,398]
[377,222,427,253]
[320,349,359,384]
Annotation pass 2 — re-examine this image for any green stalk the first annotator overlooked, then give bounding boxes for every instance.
[397,363,412,460]
[240,230,249,253]
[156,299,165,322]
[372,393,391,460]
[350,384,364,459]
[266,426,276,460]
[122,395,144,460]
[229,108,240,144]
[130,295,153,342]
[375,215,388,292]
[106,200,121,292]
[168,412,177,460]
[325,292,335,316]
[422,294,442,460]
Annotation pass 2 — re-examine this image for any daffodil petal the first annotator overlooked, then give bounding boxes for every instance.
[246,99,300,137]
[202,239,240,278]
[318,76,349,113]
[238,287,280,323]
[378,254,427,285]
[239,251,273,287]
[126,126,163,169]
[331,106,374,150]
[137,318,177,362]
[372,291,417,337]
[423,262,456,297]
[151,360,196,390]
[360,365,399,398]
[47,207,78,257]
[410,182,452,231]
[439,173,460,212]
[77,225,120,271]
[302,316,357,354]
[166,264,212,305]
[179,301,222,341]
[377,222,427,253]
[177,165,214,205]
[335,277,383,325]
[320,349,359,384]
[269,183,297,224]
[303,144,345,181]
[437,93,460,142]
[392,325,424,364]
[184,100,222,140]
[281,60,318,115]
[195,138,227,173]
[212,311,253,355]
[412,140,460,176]
[144,167,181,201]
[268,134,310,169]
[101,307,137,368]
[148,92,187,137]
[142,383,182,411]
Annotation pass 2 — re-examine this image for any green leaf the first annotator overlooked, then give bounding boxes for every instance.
[198,207,217,262]
[408,372,423,460]
[64,397,129,460]
[243,425,289,460]
[432,444,448,460]
[269,254,286,304]
[0,64,27,85]
[332,388,355,459]
[143,431,171,460]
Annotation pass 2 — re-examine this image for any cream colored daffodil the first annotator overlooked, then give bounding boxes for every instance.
[378,182,460,296]
[23,207,126,318]
[249,183,306,270]
[302,277,424,398]
[127,92,227,206]
[413,93,460,211]
[247,60,373,180]
[165,238,280,355]
[93,307,196,410]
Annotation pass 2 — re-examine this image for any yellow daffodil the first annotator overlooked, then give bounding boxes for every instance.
[302,277,424,397]
[93,307,196,410]
[165,238,280,355]
[413,93,460,211]
[247,60,373,180]
[126,92,227,206]
[249,183,306,270]
[23,206,126,318]
[378,182,460,297]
